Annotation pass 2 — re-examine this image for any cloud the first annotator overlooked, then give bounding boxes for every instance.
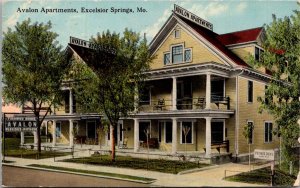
[3,0,33,31]
[142,2,229,39]
[236,2,247,13]
[141,6,172,40]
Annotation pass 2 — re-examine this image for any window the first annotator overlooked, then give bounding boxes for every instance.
[211,79,225,99]
[158,122,163,142]
[87,121,96,138]
[164,45,192,65]
[174,30,180,38]
[265,122,273,143]
[248,81,253,103]
[172,45,183,64]
[184,49,192,62]
[55,122,61,138]
[181,122,193,144]
[211,121,224,142]
[139,87,151,105]
[247,121,254,144]
[255,47,264,61]
[165,122,172,143]
[164,53,170,65]
[64,90,70,113]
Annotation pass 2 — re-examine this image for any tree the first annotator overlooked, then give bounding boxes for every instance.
[2,19,70,153]
[242,122,254,171]
[70,29,152,161]
[251,5,300,169]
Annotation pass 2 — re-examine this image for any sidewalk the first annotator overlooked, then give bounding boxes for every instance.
[3,155,268,187]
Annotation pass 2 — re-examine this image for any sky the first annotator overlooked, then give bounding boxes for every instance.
[2,0,299,48]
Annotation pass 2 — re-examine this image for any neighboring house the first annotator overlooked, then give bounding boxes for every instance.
[47,5,279,159]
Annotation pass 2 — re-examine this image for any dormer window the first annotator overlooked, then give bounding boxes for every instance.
[174,29,180,38]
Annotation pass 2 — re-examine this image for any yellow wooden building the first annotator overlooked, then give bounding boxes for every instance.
[44,5,279,161]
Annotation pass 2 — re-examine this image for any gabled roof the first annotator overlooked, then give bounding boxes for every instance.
[174,14,250,67]
[217,27,263,46]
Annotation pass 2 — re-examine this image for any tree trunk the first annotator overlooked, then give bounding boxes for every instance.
[111,125,115,162]
[36,115,41,154]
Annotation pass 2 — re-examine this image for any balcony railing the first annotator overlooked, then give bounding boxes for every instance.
[138,96,230,112]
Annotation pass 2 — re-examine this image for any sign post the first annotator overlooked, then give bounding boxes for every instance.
[254,149,275,186]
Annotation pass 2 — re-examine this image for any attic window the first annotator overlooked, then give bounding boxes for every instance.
[174,30,180,38]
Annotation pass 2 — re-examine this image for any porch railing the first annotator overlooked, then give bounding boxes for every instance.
[138,96,230,112]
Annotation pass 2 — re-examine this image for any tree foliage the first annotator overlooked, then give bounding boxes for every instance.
[251,7,300,163]
[70,29,152,161]
[2,19,70,153]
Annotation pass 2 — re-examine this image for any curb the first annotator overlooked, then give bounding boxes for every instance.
[3,163,156,184]
[178,165,219,175]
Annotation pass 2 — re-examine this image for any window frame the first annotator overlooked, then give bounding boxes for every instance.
[171,44,184,64]
[86,120,96,139]
[264,121,273,143]
[163,52,171,65]
[247,120,254,144]
[184,48,192,63]
[174,29,180,39]
[247,80,253,103]
[180,121,194,144]
[139,86,151,106]
[211,119,225,143]
[164,121,173,144]
[56,122,62,138]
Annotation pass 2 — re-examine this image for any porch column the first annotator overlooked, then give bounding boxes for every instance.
[172,118,177,155]
[134,118,139,152]
[69,89,73,114]
[52,120,56,146]
[20,131,25,145]
[205,117,212,157]
[69,120,74,147]
[205,73,211,109]
[172,77,177,110]
[33,131,38,146]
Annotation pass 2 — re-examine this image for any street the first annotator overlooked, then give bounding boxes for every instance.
[3,166,150,187]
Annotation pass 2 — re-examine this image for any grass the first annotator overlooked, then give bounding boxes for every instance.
[27,164,155,183]
[3,137,70,159]
[225,166,296,186]
[63,155,209,174]
[5,149,71,159]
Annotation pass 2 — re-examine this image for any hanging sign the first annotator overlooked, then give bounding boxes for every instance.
[5,117,37,132]
[174,4,213,31]
[254,149,275,160]
[69,36,116,55]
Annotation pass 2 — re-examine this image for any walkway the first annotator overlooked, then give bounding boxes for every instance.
[3,154,269,187]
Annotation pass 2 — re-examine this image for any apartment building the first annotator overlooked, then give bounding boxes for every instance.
[48,5,279,159]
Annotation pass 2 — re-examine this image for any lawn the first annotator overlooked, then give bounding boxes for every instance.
[63,155,209,174]
[28,164,155,183]
[3,137,70,159]
[225,166,296,186]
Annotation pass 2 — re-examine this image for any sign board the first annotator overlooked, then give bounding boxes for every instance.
[173,4,213,31]
[254,149,275,160]
[5,117,37,132]
[69,36,116,55]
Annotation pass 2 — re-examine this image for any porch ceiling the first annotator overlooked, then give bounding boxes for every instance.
[129,109,234,119]
[44,114,101,121]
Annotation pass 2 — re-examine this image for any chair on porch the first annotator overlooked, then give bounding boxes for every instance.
[194,97,205,109]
